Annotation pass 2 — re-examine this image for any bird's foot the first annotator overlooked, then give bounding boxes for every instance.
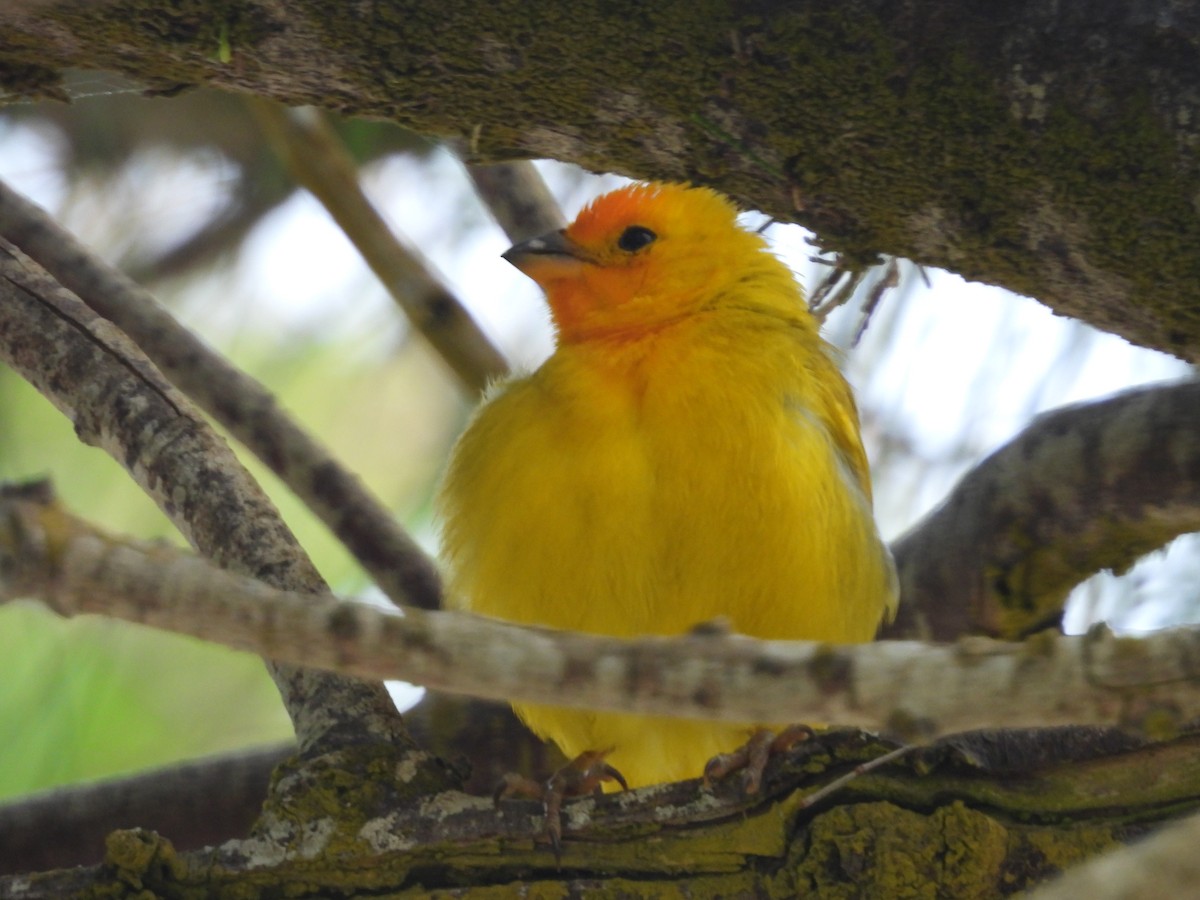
[702,724,816,793]
[494,748,628,855]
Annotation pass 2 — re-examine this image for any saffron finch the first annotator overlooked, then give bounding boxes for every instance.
[438,181,897,789]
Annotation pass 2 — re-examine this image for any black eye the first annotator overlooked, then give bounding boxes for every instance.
[617,225,657,252]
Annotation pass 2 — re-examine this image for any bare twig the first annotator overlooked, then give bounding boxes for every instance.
[5,482,1200,738]
[796,743,914,809]
[887,379,1200,642]
[0,244,425,759]
[0,176,442,612]
[459,156,566,242]
[249,99,509,393]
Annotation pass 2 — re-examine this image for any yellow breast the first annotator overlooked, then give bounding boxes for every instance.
[437,305,896,787]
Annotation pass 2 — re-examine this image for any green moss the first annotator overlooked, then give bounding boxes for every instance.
[796,801,995,897]
[5,0,1198,353]
[994,513,1197,638]
[790,799,1128,896]
[0,59,67,104]
[100,829,190,897]
[28,1,275,90]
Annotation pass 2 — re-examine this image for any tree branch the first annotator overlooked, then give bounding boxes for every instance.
[0,241,428,762]
[0,176,443,612]
[4,726,1197,895]
[459,156,567,242]
[0,695,556,874]
[3,481,1199,739]
[248,98,510,393]
[0,742,288,875]
[2,2,1197,358]
[887,379,1200,641]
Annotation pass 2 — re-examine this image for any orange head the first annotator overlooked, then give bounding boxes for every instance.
[504,182,798,343]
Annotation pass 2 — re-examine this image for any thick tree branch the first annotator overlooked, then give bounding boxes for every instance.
[887,379,1200,641]
[0,176,443,612]
[4,482,1200,740]
[2,2,1198,358]
[0,697,554,874]
[4,726,1197,896]
[0,241,428,763]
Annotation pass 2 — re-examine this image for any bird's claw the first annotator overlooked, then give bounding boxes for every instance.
[703,724,815,793]
[494,748,627,856]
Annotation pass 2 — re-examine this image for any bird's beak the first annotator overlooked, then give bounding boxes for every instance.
[503,230,594,277]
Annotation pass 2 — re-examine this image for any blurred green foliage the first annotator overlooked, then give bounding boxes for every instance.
[0,279,462,799]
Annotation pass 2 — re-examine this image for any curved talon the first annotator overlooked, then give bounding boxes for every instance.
[492,748,628,857]
[703,747,748,787]
[493,772,544,806]
[596,761,628,793]
[771,724,816,754]
[703,724,817,793]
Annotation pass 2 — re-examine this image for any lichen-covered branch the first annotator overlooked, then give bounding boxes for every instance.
[4,726,1198,896]
[0,697,553,873]
[2,2,1198,359]
[0,241,424,759]
[0,176,443,612]
[888,379,1200,642]
[4,481,1200,739]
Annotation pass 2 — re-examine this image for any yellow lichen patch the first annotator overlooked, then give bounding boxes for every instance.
[797,801,1007,897]
[104,828,188,890]
[1003,821,1120,889]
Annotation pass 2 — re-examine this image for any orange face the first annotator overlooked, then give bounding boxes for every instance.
[505,183,770,343]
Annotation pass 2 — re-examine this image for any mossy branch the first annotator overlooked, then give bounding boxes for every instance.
[888,379,1200,642]
[2,2,1199,358]
[4,725,1198,895]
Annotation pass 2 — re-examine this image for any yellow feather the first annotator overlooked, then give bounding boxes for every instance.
[437,182,897,787]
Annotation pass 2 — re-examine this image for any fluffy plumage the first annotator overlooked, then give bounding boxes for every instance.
[437,182,897,787]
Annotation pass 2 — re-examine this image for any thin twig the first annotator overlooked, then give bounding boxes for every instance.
[0,176,443,612]
[852,257,900,346]
[797,744,914,809]
[808,263,865,323]
[457,155,566,243]
[250,99,509,393]
[0,246,424,757]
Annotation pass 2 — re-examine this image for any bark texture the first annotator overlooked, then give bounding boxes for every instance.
[1,1,1199,359]
[6,728,1197,897]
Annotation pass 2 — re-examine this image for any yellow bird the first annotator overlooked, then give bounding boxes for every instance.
[438,181,897,789]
